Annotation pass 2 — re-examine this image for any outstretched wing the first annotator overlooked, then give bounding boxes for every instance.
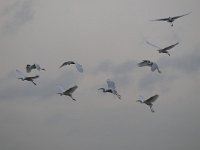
[75,63,83,73]
[150,17,169,21]
[138,60,151,67]
[56,85,65,93]
[146,41,161,49]
[172,12,192,20]
[163,42,179,51]
[145,94,159,103]
[59,61,75,68]
[107,79,116,90]
[16,69,25,79]
[65,85,78,94]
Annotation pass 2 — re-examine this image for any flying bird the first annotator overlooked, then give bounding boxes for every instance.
[146,41,179,56]
[16,69,39,85]
[59,61,83,73]
[136,94,159,112]
[98,79,121,99]
[150,12,192,26]
[56,85,78,101]
[138,60,161,73]
[26,64,45,73]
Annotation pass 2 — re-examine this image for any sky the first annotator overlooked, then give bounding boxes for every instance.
[0,0,200,150]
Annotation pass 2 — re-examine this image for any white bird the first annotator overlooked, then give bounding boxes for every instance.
[56,85,78,101]
[98,79,121,99]
[150,12,192,26]
[136,94,159,112]
[146,41,179,56]
[16,69,39,85]
[138,60,161,73]
[26,64,45,73]
[59,61,83,73]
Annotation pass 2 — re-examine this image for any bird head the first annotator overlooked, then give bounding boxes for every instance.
[57,93,63,96]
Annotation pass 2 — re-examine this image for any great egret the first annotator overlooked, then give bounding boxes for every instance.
[56,85,78,101]
[26,64,45,73]
[59,61,83,73]
[136,94,159,112]
[146,41,179,56]
[98,79,121,99]
[138,60,161,73]
[16,69,39,85]
[150,12,192,26]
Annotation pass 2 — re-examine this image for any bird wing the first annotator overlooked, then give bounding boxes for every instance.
[138,95,145,102]
[172,12,192,20]
[151,63,159,72]
[138,60,151,67]
[145,94,159,103]
[56,85,65,93]
[59,61,75,68]
[150,17,169,21]
[65,85,78,94]
[146,41,161,49]
[107,79,116,90]
[75,63,83,73]
[34,64,41,70]
[16,69,25,79]
[163,42,179,51]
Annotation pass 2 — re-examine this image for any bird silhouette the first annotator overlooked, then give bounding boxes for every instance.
[98,79,121,99]
[138,60,161,73]
[16,69,39,85]
[56,85,78,101]
[136,94,159,112]
[150,12,192,26]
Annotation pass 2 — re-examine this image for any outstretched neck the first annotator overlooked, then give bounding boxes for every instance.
[136,100,143,103]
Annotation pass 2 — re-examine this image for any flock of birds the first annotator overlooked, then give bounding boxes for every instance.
[16,12,191,113]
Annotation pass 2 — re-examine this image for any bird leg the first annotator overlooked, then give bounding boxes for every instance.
[31,80,37,85]
[70,95,76,101]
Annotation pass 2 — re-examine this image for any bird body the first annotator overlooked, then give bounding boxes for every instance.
[137,94,159,112]
[138,60,161,73]
[98,79,121,99]
[151,12,192,26]
[57,85,78,101]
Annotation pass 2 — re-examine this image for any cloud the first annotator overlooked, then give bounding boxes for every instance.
[0,0,35,35]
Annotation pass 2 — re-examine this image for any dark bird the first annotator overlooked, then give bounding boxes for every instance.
[146,41,179,56]
[98,79,121,99]
[16,69,39,85]
[26,64,45,73]
[56,85,78,101]
[136,94,159,112]
[150,12,192,26]
[59,61,83,72]
[138,60,161,73]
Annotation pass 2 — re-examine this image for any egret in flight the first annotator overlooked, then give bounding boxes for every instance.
[98,79,121,99]
[56,85,78,101]
[16,69,39,85]
[136,94,159,112]
[150,12,192,26]
[59,61,83,73]
[146,41,179,56]
[26,64,45,73]
[138,60,161,73]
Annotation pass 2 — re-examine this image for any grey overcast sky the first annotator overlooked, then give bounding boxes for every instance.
[0,0,200,150]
